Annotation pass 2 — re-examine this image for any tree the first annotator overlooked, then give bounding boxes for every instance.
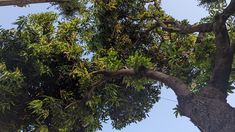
[1,0,235,132]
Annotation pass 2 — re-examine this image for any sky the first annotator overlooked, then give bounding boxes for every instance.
[0,0,235,132]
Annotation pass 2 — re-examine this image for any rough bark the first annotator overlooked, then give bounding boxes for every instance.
[178,86,235,132]
[94,68,235,132]
[170,1,235,131]
[208,14,233,94]
[173,1,235,131]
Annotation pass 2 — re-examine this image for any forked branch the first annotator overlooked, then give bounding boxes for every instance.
[209,0,235,91]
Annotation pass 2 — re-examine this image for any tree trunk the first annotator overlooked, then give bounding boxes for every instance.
[178,86,235,132]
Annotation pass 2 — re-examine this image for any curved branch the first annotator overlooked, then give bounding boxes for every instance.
[93,69,191,97]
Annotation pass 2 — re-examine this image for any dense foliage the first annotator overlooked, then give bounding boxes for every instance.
[0,11,161,131]
[0,0,235,131]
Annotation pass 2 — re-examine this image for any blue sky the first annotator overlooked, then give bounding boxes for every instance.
[1,1,235,132]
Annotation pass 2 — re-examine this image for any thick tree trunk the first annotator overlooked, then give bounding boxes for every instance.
[178,86,235,132]
[95,69,235,132]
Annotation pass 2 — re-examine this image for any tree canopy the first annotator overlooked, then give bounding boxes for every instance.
[1,0,235,132]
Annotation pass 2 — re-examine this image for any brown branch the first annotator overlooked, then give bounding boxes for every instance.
[93,68,191,97]
[209,14,234,92]
[200,0,235,93]
[155,0,235,34]
[87,80,106,98]
[151,18,213,34]
[0,0,68,7]
[65,80,106,109]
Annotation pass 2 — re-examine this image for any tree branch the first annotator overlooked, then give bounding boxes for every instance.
[209,14,234,92]
[151,18,213,34]
[93,68,191,97]
[0,0,68,7]
[206,0,235,92]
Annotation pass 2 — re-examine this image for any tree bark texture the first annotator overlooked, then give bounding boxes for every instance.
[178,87,235,132]
[164,1,235,131]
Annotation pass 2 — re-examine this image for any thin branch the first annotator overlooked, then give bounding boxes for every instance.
[93,68,191,97]
[87,80,106,98]
[0,0,68,7]
[154,0,235,34]
[65,80,106,109]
